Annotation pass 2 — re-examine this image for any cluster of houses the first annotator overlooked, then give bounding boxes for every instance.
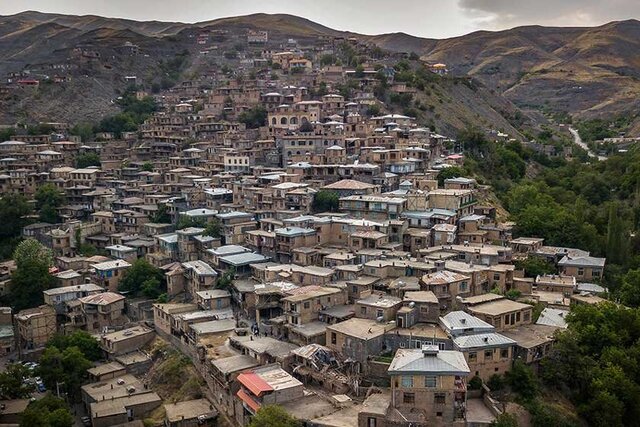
[0,28,609,427]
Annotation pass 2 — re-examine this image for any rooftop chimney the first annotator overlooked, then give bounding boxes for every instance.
[421,344,439,357]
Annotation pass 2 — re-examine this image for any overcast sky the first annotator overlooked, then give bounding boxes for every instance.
[2,0,639,38]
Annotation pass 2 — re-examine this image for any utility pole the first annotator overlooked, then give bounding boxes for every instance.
[56,381,64,398]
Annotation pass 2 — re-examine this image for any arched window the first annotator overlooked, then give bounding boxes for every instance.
[280,117,288,125]
[290,117,298,125]
[271,117,277,125]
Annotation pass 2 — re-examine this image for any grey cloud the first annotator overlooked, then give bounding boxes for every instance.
[458,0,640,28]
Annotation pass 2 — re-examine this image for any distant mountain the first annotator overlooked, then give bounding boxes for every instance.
[364,20,640,121]
[0,11,639,130]
[1,10,191,36]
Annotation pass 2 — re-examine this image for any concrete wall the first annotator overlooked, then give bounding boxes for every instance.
[464,346,513,382]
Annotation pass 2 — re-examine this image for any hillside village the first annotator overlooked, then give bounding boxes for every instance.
[0,24,614,427]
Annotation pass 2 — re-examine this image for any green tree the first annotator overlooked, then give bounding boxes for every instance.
[367,104,381,116]
[47,331,102,361]
[35,184,65,223]
[95,91,158,138]
[216,267,235,290]
[468,375,483,390]
[320,54,336,66]
[0,193,32,259]
[0,363,35,399]
[20,394,73,427]
[506,360,539,400]
[27,123,56,135]
[315,81,328,97]
[10,239,57,310]
[248,405,301,427]
[576,118,616,142]
[505,289,521,300]
[437,167,465,187]
[203,219,222,239]
[620,269,640,306]
[177,216,206,230]
[239,106,267,129]
[312,190,339,213]
[540,303,640,426]
[46,409,74,427]
[96,113,137,137]
[579,390,625,427]
[490,413,518,427]
[75,153,101,168]
[77,243,97,257]
[606,203,629,265]
[389,92,412,107]
[0,128,16,142]
[119,258,165,296]
[151,204,171,224]
[13,238,53,269]
[141,277,162,299]
[299,120,314,132]
[37,346,92,400]
[487,374,505,391]
[514,256,556,277]
[69,123,94,142]
[142,161,154,172]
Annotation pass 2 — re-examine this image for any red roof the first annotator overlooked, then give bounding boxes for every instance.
[237,372,273,397]
[237,388,261,413]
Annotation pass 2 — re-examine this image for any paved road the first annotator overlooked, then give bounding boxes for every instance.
[568,127,607,161]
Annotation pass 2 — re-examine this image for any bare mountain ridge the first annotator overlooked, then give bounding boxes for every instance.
[1,11,639,129]
[1,11,341,37]
[394,20,640,120]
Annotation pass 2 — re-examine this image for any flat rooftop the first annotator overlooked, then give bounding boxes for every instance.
[327,318,393,339]
[164,398,217,423]
[190,319,236,335]
[102,326,154,343]
[501,324,560,349]
[394,323,449,340]
[211,354,259,375]
[90,392,161,418]
[81,374,143,401]
[356,293,402,308]
[468,299,532,316]
[280,394,338,421]
[87,361,125,377]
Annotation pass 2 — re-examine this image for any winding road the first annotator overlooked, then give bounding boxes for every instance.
[568,127,607,161]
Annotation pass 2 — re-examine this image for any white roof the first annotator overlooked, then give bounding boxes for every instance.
[105,244,136,252]
[182,260,217,276]
[454,332,516,349]
[440,311,495,335]
[536,308,569,328]
[389,347,470,375]
[44,283,103,296]
[91,260,131,270]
